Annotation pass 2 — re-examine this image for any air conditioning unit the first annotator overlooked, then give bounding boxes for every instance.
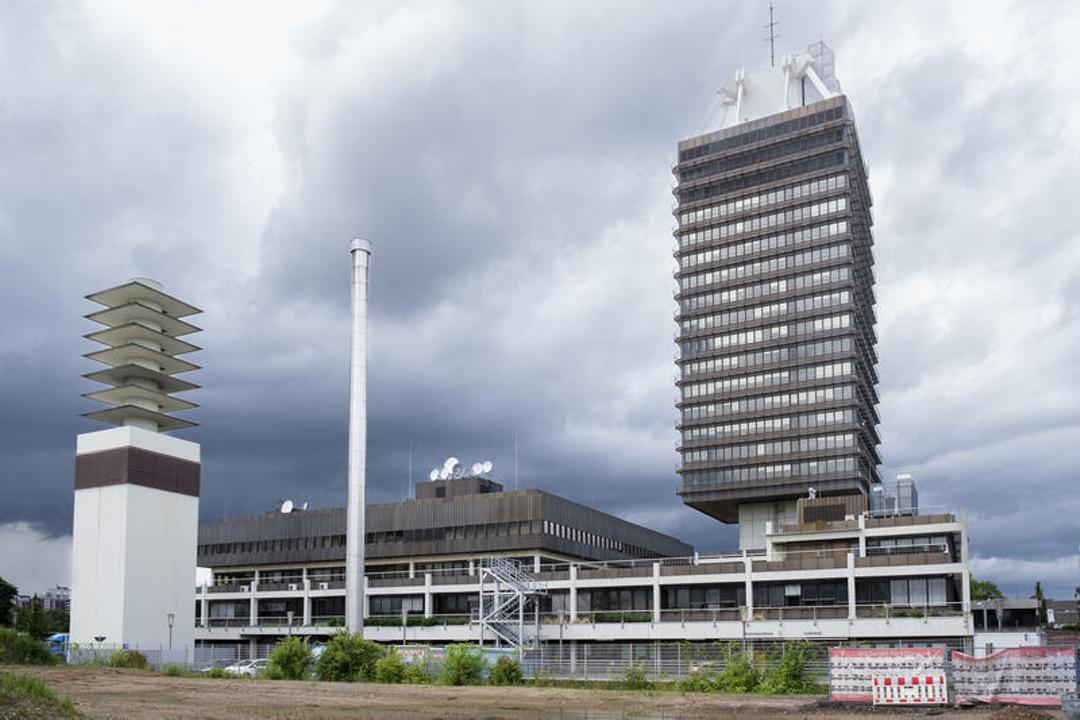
[318,582,329,591]
[241,585,250,593]
[288,583,299,591]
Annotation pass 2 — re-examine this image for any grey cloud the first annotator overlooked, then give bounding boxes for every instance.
[1,0,1078,599]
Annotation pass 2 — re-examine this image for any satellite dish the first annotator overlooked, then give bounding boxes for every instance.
[471,463,483,476]
[301,502,309,511]
[482,461,493,474]
[452,464,465,479]
[429,469,439,482]
[281,500,294,514]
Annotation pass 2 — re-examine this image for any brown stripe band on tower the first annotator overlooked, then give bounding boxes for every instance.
[75,446,200,497]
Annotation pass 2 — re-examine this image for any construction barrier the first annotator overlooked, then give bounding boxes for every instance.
[829,647,946,702]
[872,674,948,705]
[952,647,1076,706]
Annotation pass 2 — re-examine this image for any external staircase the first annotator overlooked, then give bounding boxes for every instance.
[477,557,546,650]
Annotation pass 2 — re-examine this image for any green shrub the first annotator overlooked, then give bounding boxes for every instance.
[0,628,55,665]
[715,651,760,693]
[676,671,717,693]
[266,636,313,681]
[623,662,649,690]
[0,672,77,718]
[591,611,652,623]
[439,644,486,685]
[402,660,429,684]
[108,649,150,670]
[314,631,383,682]
[204,666,239,679]
[374,647,406,683]
[160,662,189,677]
[757,642,823,694]
[489,655,523,685]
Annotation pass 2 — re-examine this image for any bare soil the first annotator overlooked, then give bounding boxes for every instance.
[3,666,1064,719]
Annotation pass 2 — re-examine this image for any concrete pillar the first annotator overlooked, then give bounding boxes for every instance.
[534,553,541,574]
[249,570,259,626]
[408,561,416,579]
[302,578,312,626]
[362,576,370,619]
[468,559,475,576]
[652,562,661,623]
[423,573,432,618]
[846,552,857,620]
[743,556,754,616]
[568,565,578,622]
[960,510,972,615]
[199,584,208,628]
[248,637,258,659]
[857,513,867,557]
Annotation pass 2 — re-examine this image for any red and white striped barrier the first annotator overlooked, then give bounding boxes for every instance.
[872,674,948,705]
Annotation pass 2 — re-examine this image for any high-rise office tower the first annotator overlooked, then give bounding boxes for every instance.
[673,43,880,548]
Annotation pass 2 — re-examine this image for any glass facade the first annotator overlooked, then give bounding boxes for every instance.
[674,95,880,522]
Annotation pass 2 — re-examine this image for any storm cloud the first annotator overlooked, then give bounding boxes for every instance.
[1,0,1078,598]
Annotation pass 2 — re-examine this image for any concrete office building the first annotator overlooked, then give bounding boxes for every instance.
[194,485,972,653]
[672,43,880,548]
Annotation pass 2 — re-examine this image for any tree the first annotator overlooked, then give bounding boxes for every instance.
[969,577,1004,601]
[15,596,48,639]
[265,636,313,680]
[0,577,17,627]
[1034,581,1048,626]
[314,631,383,682]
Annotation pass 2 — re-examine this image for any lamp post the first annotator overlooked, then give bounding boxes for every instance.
[166,612,175,652]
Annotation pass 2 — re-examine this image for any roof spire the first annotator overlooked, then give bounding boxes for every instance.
[765,0,779,68]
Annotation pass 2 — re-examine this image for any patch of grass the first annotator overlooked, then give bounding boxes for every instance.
[0,672,78,718]
[0,628,56,665]
[160,662,191,677]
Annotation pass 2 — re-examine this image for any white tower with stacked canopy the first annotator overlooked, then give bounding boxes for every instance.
[70,278,202,656]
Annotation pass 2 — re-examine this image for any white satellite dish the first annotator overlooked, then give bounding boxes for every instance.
[301,502,309,511]
[470,462,483,476]
[429,469,439,482]
[452,464,465,479]
[281,500,294,514]
[482,460,493,474]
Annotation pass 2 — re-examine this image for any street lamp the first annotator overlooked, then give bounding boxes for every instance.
[166,612,175,652]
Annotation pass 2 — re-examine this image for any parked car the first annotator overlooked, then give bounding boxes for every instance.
[221,659,268,677]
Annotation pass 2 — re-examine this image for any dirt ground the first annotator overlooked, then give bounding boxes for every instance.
[3,666,1065,720]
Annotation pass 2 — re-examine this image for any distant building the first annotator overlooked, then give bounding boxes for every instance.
[42,586,71,613]
[671,42,880,548]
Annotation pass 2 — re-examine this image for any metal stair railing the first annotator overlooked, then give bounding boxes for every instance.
[477,557,547,650]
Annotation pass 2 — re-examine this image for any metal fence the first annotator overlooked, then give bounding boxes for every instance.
[65,642,277,671]
[520,640,832,682]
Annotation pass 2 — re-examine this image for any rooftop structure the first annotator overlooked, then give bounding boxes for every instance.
[672,43,880,547]
[82,278,201,433]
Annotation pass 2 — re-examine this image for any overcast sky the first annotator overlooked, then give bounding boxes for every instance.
[1,0,1078,599]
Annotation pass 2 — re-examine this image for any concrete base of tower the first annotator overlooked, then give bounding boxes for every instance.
[69,427,199,652]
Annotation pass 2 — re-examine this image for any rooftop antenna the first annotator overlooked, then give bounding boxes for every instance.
[765,0,779,68]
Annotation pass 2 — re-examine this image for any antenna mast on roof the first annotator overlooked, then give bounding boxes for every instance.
[765,0,779,68]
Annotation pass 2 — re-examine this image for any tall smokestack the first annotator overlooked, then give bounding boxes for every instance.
[346,238,372,632]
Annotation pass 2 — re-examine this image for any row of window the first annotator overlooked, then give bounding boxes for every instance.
[679,199,848,256]
[856,577,950,607]
[680,218,849,273]
[678,266,851,314]
[681,409,856,444]
[678,174,848,228]
[199,534,346,557]
[679,150,846,204]
[678,106,844,162]
[680,290,850,334]
[682,361,852,401]
[753,580,848,608]
[680,241,850,293]
[681,456,859,487]
[681,432,856,465]
[681,336,854,380]
[679,128,845,183]
[681,384,855,423]
[679,312,852,355]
